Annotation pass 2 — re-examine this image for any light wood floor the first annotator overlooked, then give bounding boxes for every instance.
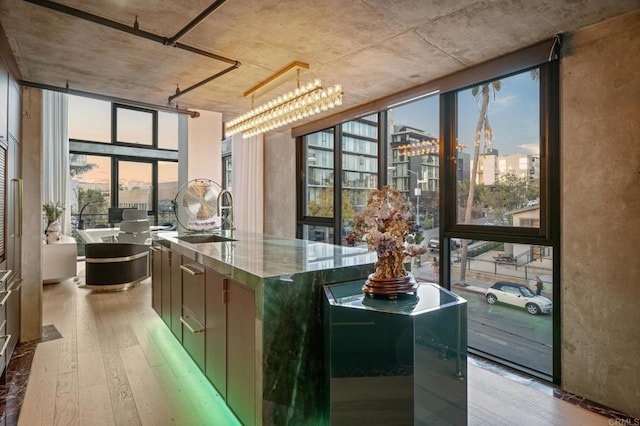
[18,271,609,425]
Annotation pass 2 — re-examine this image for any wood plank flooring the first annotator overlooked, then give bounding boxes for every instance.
[17,270,609,425]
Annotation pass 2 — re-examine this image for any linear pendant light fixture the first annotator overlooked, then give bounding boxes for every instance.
[226,61,343,138]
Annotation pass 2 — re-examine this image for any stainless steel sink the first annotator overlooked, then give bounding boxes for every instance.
[177,234,237,244]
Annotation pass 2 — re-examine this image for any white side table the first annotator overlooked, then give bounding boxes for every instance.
[43,235,78,283]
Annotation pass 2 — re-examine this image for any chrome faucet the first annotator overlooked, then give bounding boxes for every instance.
[217,190,235,230]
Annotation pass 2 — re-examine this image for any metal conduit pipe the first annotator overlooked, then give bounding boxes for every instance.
[23,0,241,100]
[169,64,238,103]
[24,0,239,65]
[20,80,201,118]
[168,0,230,45]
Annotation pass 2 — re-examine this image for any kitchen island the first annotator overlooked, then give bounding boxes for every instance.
[151,230,377,425]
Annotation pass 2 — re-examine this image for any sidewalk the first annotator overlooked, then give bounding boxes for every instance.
[410,256,552,298]
[412,265,486,295]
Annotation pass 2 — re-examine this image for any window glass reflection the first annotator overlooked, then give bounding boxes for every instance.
[387,95,439,231]
[342,115,378,244]
[301,225,334,243]
[305,130,334,218]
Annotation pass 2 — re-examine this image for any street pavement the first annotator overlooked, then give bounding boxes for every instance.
[410,249,553,300]
[411,248,553,375]
[410,254,489,296]
[409,248,554,377]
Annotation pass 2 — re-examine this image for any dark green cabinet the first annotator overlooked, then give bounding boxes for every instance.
[151,249,257,425]
[180,261,205,370]
[226,280,256,426]
[204,271,255,426]
[160,247,172,326]
[170,252,183,341]
[150,244,162,315]
[204,269,226,398]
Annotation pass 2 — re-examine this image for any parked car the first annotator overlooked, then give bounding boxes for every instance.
[428,238,439,251]
[484,281,552,315]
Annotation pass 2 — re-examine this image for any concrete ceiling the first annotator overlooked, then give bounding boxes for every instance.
[1,0,638,127]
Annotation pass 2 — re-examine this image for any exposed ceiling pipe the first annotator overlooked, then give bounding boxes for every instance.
[21,79,201,118]
[169,64,237,103]
[168,0,229,45]
[24,0,239,65]
[23,0,241,99]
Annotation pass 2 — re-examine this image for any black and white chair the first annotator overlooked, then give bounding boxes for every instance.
[118,209,151,244]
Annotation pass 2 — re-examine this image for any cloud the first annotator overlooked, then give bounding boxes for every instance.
[518,142,540,155]
[491,95,516,110]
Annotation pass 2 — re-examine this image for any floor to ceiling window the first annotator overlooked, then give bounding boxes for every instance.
[386,94,440,236]
[117,160,153,211]
[298,116,379,245]
[341,115,378,243]
[443,64,558,380]
[68,94,180,254]
[70,154,111,230]
[296,49,559,382]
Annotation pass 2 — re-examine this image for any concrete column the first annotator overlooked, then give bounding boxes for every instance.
[20,86,43,341]
[561,10,640,418]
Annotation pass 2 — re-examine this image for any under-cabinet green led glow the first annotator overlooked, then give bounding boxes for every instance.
[152,325,242,425]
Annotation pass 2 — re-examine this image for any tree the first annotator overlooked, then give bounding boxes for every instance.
[70,163,96,177]
[458,80,501,285]
[306,186,355,223]
[307,186,334,217]
[419,189,439,229]
[77,188,107,228]
[477,174,527,225]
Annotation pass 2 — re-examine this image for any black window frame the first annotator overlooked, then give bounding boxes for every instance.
[441,64,554,243]
[295,39,561,383]
[112,103,158,147]
[70,97,179,227]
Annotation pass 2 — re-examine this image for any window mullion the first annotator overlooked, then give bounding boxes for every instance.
[334,125,343,245]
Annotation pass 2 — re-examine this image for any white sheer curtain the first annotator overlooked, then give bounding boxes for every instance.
[231,133,264,233]
[42,90,70,234]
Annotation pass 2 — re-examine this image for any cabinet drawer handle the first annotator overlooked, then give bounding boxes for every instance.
[0,291,12,307]
[180,264,204,276]
[149,246,161,252]
[180,315,204,334]
[0,335,11,357]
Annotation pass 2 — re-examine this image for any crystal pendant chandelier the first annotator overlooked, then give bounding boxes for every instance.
[225,62,343,139]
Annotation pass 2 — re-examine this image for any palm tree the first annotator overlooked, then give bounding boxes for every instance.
[458,80,501,285]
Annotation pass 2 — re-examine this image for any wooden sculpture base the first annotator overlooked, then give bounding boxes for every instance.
[362,273,419,299]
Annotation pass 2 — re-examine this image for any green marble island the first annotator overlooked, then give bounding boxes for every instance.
[152,230,377,425]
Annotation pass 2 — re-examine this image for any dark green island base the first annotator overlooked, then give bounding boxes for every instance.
[152,231,467,425]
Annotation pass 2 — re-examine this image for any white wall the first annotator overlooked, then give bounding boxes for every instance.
[186,109,223,184]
